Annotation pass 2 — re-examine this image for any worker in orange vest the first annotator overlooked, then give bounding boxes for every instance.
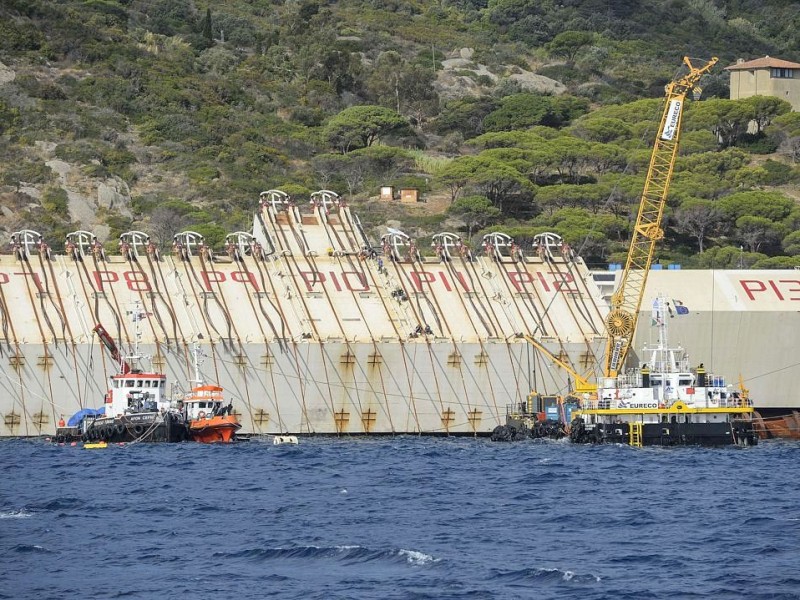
[58,416,65,428]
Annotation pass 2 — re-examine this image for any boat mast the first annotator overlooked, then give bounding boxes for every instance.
[124,301,149,372]
[649,296,680,373]
[190,342,205,387]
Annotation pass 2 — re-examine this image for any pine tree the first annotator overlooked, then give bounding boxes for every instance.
[202,8,212,41]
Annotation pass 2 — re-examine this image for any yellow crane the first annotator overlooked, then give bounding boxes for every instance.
[524,56,717,394]
[523,334,596,395]
[603,55,717,378]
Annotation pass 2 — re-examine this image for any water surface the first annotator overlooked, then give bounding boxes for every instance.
[1,437,798,599]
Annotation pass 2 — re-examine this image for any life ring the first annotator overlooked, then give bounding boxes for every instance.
[197,411,206,419]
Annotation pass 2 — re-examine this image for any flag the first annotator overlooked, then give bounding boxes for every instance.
[651,298,663,326]
[673,299,689,315]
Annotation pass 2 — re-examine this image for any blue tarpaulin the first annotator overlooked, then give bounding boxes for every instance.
[67,407,105,427]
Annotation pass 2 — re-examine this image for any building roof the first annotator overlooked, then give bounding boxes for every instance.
[725,56,800,71]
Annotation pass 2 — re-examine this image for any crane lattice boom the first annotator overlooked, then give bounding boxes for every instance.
[604,56,718,378]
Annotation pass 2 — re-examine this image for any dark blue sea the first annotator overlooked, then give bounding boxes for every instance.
[1,437,799,600]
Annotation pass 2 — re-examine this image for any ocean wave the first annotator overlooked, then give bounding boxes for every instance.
[10,544,55,554]
[27,498,84,511]
[211,544,439,567]
[492,566,602,584]
[0,509,32,519]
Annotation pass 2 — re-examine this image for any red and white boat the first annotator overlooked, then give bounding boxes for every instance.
[181,344,241,443]
[85,307,189,444]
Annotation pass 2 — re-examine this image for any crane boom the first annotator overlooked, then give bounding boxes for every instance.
[93,323,131,374]
[604,56,718,378]
[523,335,596,394]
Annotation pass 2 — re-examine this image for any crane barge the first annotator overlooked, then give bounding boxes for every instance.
[495,56,759,446]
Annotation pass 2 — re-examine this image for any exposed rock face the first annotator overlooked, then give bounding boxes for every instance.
[97,178,131,214]
[11,142,134,240]
[0,61,15,85]
[435,48,566,100]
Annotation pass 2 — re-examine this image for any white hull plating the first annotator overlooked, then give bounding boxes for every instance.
[1,198,607,436]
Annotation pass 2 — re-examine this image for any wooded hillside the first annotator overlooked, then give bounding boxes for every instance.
[2,0,800,268]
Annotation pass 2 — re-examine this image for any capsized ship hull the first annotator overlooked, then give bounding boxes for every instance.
[1,196,607,437]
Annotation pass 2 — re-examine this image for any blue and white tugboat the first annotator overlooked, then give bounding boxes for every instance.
[81,306,189,444]
[569,297,758,447]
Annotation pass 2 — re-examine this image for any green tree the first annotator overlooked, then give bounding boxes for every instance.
[718,190,794,222]
[688,99,754,148]
[447,195,501,239]
[192,223,227,250]
[436,97,499,139]
[676,148,751,177]
[672,200,724,253]
[484,94,587,132]
[438,153,531,211]
[782,230,800,256]
[734,215,785,253]
[768,111,800,140]
[324,106,410,153]
[742,95,791,135]
[201,7,212,41]
[570,117,632,143]
[694,246,766,269]
[546,31,594,63]
[751,256,800,269]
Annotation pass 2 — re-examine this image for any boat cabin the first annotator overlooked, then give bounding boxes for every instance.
[182,385,229,421]
[105,372,168,418]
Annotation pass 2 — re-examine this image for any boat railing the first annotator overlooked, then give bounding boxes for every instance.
[505,402,536,418]
[617,373,641,388]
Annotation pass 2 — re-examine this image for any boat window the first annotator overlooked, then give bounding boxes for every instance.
[136,380,143,388]
[126,380,134,387]
[678,378,692,386]
[160,380,166,389]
